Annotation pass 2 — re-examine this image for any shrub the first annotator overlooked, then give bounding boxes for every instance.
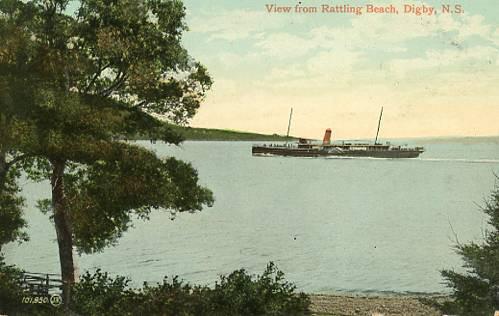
[437,178,499,316]
[0,255,61,316]
[0,254,24,314]
[209,262,310,315]
[72,262,310,316]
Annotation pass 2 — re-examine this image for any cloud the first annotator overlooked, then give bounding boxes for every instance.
[259,49,364,90]
[188,9,304,41]
[493,28,499,46]
[457,14,491,40]
[254,13,437,57]
[265,64,307,81]
[214,52,264,68]
[186,3,499,138]
[255,33,317,58]
[388,46,498,77]
[251,8,498,57]
[251,8,499,88]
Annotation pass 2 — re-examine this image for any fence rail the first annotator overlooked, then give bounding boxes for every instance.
[20,272,63,295]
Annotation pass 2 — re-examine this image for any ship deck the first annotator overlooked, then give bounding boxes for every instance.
[252,144,424,159]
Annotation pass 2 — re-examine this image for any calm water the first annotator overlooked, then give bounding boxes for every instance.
[4,140,499,294]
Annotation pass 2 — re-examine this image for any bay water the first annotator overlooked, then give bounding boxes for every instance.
[4,140,499,294]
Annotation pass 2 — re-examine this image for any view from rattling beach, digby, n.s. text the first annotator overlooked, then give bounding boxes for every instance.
[1,0,499,315]
[265,3,462,16]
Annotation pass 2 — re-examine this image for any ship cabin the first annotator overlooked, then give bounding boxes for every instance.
[300,143,393,151]
[297,137,392,151]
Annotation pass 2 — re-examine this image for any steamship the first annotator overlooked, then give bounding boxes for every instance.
[251,108,424,159]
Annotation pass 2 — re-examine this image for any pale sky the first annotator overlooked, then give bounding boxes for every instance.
[181,0,499,139]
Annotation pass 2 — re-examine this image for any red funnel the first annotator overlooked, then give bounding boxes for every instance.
[323,129,332,145]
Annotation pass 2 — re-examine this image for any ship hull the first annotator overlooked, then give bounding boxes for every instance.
[252,146,423,158]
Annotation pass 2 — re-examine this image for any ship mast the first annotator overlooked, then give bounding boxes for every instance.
[285,107,293,145]
[374,107,383,145]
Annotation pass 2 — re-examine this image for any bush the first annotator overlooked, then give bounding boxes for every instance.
[0,254,24,314]
[436,178,499,316]
[0,255,61,316]
[209,262,310,315]
[72,262,310,316]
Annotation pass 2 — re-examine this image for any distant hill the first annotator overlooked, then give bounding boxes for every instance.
[170,126,295,141]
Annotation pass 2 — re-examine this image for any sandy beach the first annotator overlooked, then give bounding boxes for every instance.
[309,293,448,316]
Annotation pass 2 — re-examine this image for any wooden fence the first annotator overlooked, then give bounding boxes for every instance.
[20,272,63,295]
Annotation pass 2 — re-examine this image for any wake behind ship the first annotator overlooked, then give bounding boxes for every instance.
[252,108,424,159]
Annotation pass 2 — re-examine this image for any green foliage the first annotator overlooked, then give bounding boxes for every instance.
[0,255,63,315]
[1,0,214,307]
[166,126,295,142]
[0,254,24,314]
[0,0,214,255]
[72,263,310,316]
[0,165,27,249]
[209,262,311,316]
[437,178,499,315]
[66,145,214,253]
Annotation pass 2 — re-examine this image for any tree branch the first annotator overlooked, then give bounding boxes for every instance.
[98,69,129,97]
[83,61,112,94]
[133,100,147,109]
[6,153,31,169]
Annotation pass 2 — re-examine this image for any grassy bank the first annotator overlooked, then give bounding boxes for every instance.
[169,126,295,141]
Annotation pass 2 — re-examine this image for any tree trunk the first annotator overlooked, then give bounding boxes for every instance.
[0,113,8,190]
[0,150,6,253]
[50,159,75,311]
[0,150,6,190]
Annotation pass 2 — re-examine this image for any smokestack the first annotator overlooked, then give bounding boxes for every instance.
[323,128,332,145]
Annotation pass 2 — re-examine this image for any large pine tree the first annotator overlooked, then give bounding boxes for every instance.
[0,0,214,309]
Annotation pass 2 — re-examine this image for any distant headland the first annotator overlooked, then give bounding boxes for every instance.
[163,126,296,141]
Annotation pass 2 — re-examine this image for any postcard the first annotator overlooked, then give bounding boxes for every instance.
[1,0,499,315]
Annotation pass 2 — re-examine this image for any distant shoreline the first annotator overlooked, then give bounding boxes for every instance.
[136,125,499,143]
[135,125,297,141]
[172,126,296,141]
[175,136,499,144]
[175,126,499,143]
